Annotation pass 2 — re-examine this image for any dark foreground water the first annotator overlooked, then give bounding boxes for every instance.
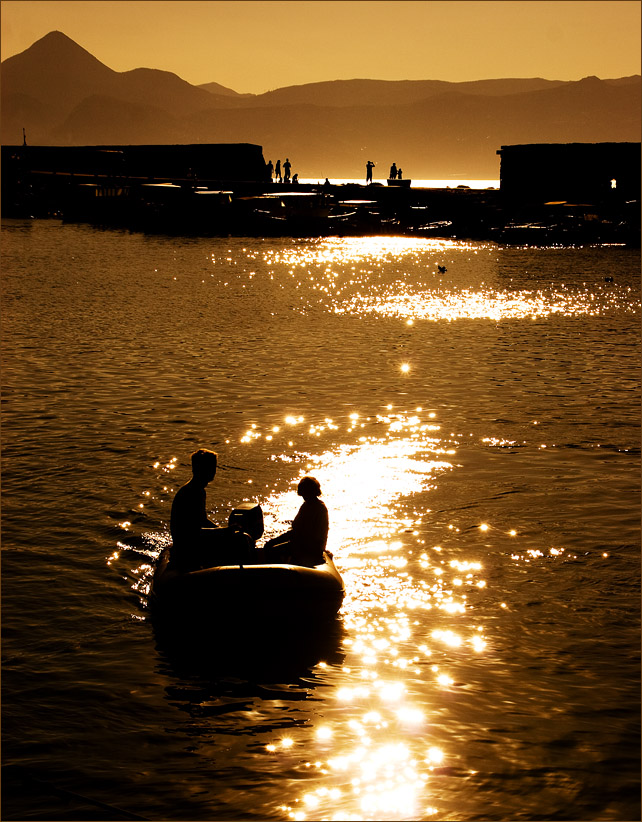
[1,220,640,821]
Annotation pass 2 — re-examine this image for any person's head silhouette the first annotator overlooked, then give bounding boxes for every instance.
[191,449,217,485]
[297,476,322,500]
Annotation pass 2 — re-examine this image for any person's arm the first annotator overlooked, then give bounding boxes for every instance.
[199,488,215,528]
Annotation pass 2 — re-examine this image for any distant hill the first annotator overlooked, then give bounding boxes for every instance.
[2,30,640,178]
[226,77,570,108]
[1,31,217,133]
[198,81,254,98]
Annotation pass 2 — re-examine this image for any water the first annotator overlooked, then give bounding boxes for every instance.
[299,179,499,189]
[1,219,639,822]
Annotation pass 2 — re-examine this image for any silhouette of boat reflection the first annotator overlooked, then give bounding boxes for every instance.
[155,609,346,684]
[155,627,345,740]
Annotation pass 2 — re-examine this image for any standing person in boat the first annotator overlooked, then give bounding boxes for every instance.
[264,476,329,567]
[283,158,292,183]
[389,162,397,180]
[275,159,282,183]
[366,160,375,184]
[169,449,218,571]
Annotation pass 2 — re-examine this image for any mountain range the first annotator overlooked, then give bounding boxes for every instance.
[2,30,640,179]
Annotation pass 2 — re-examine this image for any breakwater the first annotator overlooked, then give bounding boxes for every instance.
[2,144,639,245]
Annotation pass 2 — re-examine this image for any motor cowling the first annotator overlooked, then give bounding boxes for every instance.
[228,502,264,541]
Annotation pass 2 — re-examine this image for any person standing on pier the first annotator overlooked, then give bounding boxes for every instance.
[267,159,274,180]
[366,160,375,184]
[283,158,292,183]
[398,168,403,180]
[389,162,397,180]
[275,160,282,183]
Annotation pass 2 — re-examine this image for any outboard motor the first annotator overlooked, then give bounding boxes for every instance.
[198,504,264,569]
[228,502,264,541]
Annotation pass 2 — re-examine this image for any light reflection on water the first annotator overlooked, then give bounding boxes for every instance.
[2,222,639,822]
[133,403,479,820]
[114,234,637,821]
[228,407,493,821]
[265,664,453,821]
[257,409,451,549]
[223,236,639,322]
[336,286,630,321]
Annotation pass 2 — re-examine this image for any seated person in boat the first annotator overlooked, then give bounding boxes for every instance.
[263,476,329,567]
[169,448,218,571]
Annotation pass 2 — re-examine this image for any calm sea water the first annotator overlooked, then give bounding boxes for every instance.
[1,219,640,822]
[299,179,499,189]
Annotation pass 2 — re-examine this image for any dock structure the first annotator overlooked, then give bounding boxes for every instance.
[497,142,641,205]
[1,142,269,215]
[2,142,270,184]
[2,141,639,245]
[494,142,640,245]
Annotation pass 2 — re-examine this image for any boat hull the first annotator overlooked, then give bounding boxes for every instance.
[151,548,345,624]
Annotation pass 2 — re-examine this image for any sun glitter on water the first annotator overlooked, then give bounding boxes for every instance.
[235,406,495,821]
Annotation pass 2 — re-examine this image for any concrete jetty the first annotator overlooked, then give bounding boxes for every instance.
[2,142,639,245]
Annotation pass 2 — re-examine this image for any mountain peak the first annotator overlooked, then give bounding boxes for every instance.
[3,28,115,73]
[1,29,116,123]
[40,29,74,42]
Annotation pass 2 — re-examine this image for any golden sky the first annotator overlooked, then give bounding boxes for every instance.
[1,0,640,93]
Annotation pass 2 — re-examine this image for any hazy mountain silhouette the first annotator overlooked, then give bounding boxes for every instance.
[198,81,255,98]
[2,31,217,127]
[2,30,640,178]
[197,76,641,108]
[220,77,569,108]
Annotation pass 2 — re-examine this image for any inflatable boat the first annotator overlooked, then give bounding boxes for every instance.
[151,503,345,624]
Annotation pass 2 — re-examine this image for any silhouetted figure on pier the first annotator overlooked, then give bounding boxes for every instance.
[323,178,332,189]
[292,173,299,184]
[267,160,274,180]
[170,449,217,571]
[283,158,292,183]
[398,168,403,180]
[389,163,397,180]
[263,477,329,567]
[366,160,375,184]
[275,160,282,183]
